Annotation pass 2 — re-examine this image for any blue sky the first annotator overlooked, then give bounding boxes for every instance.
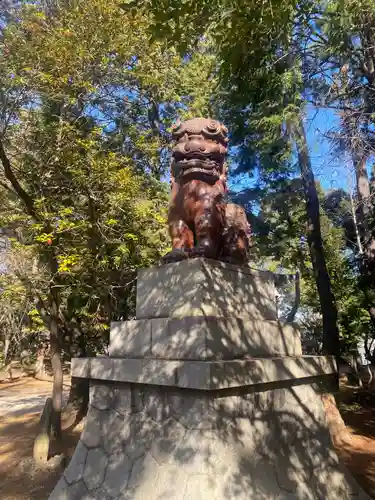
[228,104,353,195]
[305,105,349,192]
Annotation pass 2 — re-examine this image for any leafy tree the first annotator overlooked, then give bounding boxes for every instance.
[257,178,371,358]
[309,0,375,330]
[0,0,215,446]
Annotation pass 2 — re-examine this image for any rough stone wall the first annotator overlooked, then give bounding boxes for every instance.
[50,380,368,500]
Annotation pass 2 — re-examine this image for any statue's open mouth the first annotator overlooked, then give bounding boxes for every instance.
[172,158,221,180]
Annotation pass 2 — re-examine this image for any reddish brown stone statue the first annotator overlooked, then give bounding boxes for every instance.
[163,118,251,265]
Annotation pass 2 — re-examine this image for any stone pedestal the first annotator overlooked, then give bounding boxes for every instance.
[50,259,369,500]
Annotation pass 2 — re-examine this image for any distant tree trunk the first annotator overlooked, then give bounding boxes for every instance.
[3,334,10,363]
[353,153,375,262]
[349,183,363,255]
[34,344,46,379]
[352,353,363,388]
[350,152,375,328]
[286,271,300,323]
[293,116,340,359]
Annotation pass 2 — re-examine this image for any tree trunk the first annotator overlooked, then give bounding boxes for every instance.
[293,116,340,359]
[321,393,349,445]
[49,294,63,442]
[62,377,89,430]
[3,334,10,364]
[61,320,89,428]
[33,397,53,463]
[351,153,375,328]
[349,183,363,255]
[34,345,46,380]
[353,154,375,261]
[352,354,363,388]
[286,271,300,323]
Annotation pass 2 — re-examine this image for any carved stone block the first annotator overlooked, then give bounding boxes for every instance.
[136,258,276,320]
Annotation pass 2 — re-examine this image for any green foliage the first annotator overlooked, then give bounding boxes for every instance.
[256,177,371,353]
[0,246,46,366]
[0,0,214,358]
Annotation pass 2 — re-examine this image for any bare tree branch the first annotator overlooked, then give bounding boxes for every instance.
[0,140,36,218]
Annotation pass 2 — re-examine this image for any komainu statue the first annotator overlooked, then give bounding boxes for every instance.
[162,117,251,265]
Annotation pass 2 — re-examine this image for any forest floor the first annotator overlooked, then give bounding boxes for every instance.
[1,377,375,499]
[334,385,375,498]
[0,377,82,500]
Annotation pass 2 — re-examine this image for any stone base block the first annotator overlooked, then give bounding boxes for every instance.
[72,355,336,390]
[136,258,276,320]
[109,317,302,359]
[50,380,369,500]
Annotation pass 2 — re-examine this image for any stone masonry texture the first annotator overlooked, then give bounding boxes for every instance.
[109,317,302,360]
[49,380,370,500]
[50,259,369,499]
[136,258,277,320]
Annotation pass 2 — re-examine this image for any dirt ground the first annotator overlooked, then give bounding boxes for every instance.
[0,377,82,500]
[334,388,375,498]
[1,378,375,499]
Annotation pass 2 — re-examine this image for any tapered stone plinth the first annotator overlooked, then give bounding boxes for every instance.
[49,259,370,500]
[136,259,276,320]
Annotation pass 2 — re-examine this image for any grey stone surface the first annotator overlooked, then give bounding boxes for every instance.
[49,479,88,500]
[183,474,221,499]
[71,357,90,378]
[149,418,187,464]
[49,259,368,500]
[90,382,114,410]
[206,356,337,390]
[110,320,151,358]
[112,385,132,416]
[87,357,177,387]
[83,448,108,490]
[136,258,277,320]
[140,466,188,499]
[109,317,302,360]
[168,391,213,429]
[127,454,160,491]
[101,408,129,454]
[49,476,69,499]
[67,480,88,500]
[81,407,101,448]
[80,488,111,500]
[50,380,370,500]
[72,355,336,390]
[103,450,132,497]
[122,414,157,461]
[64,441,88,484]
[143,387,170,421]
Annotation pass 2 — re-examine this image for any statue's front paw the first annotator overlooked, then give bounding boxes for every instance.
[160,249,189,264]
[190,240,217,260]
